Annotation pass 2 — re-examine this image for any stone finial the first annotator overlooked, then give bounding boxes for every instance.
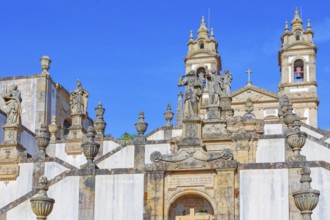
[189,30,194,41]
[30,176,55,220]
[48,116,58,143]
[94,102,106,137]
[307,19,312,31]
[197,16,209,38]
[175,92,183,126]
[81,126,100,168]
[35,124,50,155]
[40,56,51,74]
[293,167,320,220]
[286,129,307,161]
[210,28,215,40]
[135,112,148,136]
[164,104,174,127]
[284,21,289,32]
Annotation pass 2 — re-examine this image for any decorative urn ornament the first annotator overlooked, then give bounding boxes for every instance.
[48,116,59,142]
[283,107,299,129]
[286,130,307,161]
[135,111,148,136]
[30,176,55,220]
[81,126,100,168]
[94,102,106,136]
[40,56,51,73]
[35,124,50,155]
[293,167,320,220]
[164,104,174,126]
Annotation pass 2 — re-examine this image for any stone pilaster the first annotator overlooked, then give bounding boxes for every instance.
[78,175,96,220]
[134,136,146,171]
[145,172,164,220]
[215,169,235,220]
[175,92,183,126]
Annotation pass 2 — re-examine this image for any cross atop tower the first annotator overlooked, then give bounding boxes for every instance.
[245,68,253,85]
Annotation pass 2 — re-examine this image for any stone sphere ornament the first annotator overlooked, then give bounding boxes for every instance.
[30,176,55,220]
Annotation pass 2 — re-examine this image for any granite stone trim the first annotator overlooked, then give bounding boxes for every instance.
[240,160,330,171]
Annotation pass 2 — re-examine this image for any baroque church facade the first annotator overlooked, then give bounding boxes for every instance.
[0,8,329,220]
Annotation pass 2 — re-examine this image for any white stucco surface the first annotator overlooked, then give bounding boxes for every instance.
[6,199,35,220]
[147,130,164,141]
[301,126,323,139]
[0,112,6,143]
[264,124,283,135]
[44,162,69,180]
[145,143,171,164]
[256,139,285,162]
[95,174,144,220]
[102,140,121,154]
[172,129,182,138]
[302,139,330,163]
[97,145,134,169]
[240,169,289,220]
[309,167,330,220]
[326,138,330,144]
[0,163,33,208]
[55,143,87,168]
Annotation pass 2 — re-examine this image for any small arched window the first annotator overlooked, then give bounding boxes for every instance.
[295,32,302,41]
[294,59,304,81]
[199,41,205,49]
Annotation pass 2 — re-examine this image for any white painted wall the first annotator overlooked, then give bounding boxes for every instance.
[301,126,323,139]
[264,124,283,135]
[44,162,69,180]
[97,145,134,169]
[102,140,121,154]
[55,143,87,168]
[302,139,330,163]
[145,143,171,164]
[310,167,330,220]
[95,174,144,220]
[256,139,285,162]
[172,129,182,138]
[240,169,289,220]
[6,199,35,220]
[147,130,164,141]
[20,130,38,156]
[0,163,33,208]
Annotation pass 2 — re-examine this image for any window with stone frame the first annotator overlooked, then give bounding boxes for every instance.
[294,59,304,82]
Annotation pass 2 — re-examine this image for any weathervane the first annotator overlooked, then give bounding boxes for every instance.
[245,68,253,85]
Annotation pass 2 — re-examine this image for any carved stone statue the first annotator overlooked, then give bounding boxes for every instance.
[278,95,291,118]
[178,71,203,118]
[1,84,22,125]
[70,80,89,115]
[207,71,223,105]
[221,70,233,97]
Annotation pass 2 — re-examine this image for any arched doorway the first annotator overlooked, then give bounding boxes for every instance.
[168,194,215,220]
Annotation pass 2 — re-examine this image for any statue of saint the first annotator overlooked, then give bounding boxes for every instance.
[70,80,89,115]
[178,71,203,118]
[1,84,22,125]
[221,70,233,97]
[207,71,223,105]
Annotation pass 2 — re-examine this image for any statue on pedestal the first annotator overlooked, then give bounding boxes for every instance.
[1,84,22,125]
[178,71,203,118]
[70,80,89,115]
[221,70,233,97]
[207,71,223,105]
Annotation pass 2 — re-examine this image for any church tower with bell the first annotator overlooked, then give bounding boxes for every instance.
[184,16,222,116]
[278,8,318,127]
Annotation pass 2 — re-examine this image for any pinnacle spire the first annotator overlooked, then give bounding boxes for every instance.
[284,21,289,32]
[198,16,209,39]
[210,28,215,39]
[291,7,303,30]
[189,30,194,41]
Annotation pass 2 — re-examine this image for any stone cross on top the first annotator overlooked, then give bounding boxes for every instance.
[245,68,253,85]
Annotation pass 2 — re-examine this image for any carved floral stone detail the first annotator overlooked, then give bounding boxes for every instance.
[30,176,55,220]
[35,124,50,155]
[135,112,148,136]
[164,104,174,126]
[81,126,100,168]
[293,167,320,220]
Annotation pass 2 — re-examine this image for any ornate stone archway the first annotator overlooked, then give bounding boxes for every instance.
[168,193,215,220]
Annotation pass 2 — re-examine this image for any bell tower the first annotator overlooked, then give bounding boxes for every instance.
[184,16,221,78]
[278,8,318,127]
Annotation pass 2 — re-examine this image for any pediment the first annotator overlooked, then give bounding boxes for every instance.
[232,85,279,103]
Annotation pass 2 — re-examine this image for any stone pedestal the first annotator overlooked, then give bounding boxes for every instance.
[202,119,228,139]
[178,117,202,148]
[0,124,25,181]
[206,104,221,119]
[66,114,86,155]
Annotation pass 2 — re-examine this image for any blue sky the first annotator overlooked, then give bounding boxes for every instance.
[0,1,330,137]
